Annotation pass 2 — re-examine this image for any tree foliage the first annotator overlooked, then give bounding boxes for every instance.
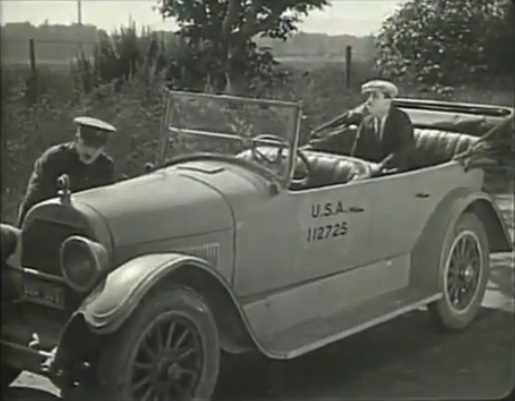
[376,0,514,87]
[157,0,329,92]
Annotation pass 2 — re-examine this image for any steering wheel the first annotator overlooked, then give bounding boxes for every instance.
[250,134,288,164]
[251,134,312,187]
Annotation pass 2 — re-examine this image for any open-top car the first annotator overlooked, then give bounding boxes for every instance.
[1,90,513,400]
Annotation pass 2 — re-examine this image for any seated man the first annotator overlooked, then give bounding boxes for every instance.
[310,80,415,173]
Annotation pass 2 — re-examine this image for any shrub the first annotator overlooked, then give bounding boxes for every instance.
[376,0,513,88]
[73,20,171,93]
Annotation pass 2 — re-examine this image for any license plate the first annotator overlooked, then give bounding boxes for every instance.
[22,278,65,309]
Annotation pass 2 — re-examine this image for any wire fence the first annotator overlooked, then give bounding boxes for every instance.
[1,37,356,105]
[1,38,98,67]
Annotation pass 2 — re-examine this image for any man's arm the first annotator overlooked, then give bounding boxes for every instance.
[350,122,367,159]
[311,102,368,136]
[381,112,415,169]
[17,148,61,226]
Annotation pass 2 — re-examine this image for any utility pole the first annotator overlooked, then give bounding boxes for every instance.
[77,0,83,26]
[77,0,83,53]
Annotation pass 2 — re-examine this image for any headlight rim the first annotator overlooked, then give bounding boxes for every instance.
[60,235,108,293]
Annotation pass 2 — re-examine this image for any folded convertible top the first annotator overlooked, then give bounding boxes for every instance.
[393,98,514,136]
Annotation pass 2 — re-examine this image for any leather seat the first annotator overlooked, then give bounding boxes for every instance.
[295,153,360,187]
[410,129,479,169]
[236,148,361,188]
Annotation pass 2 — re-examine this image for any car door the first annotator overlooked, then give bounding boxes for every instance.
[365,164,472,260]
[290,180,373,283]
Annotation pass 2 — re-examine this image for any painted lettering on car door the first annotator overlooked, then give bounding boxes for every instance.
[306,200,348,242]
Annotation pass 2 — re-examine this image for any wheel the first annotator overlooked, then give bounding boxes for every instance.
[429,213,490,330]
[95,286,220,401]
[2,386,60,400]
[1,365,21,392]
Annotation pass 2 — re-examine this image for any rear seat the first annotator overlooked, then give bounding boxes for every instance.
[410,129,479,169]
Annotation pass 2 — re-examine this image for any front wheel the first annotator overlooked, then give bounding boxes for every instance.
[429,213,490,330]
[96,286,221,401]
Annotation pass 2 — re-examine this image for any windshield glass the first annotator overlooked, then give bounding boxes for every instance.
[158,90,302,183]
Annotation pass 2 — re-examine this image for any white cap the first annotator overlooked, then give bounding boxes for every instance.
[361,80,399,98]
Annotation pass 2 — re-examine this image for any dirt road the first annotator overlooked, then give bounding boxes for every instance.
[10,195,515,400]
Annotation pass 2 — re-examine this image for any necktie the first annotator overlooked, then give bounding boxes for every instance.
[374,117,382,141]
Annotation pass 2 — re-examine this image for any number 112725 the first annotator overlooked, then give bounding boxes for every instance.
[306,221,348,242]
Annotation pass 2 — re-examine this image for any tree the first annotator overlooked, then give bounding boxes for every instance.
[157,0,329,92]
[376,0,513,87]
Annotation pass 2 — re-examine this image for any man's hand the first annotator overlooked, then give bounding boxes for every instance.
[369,162,385,175]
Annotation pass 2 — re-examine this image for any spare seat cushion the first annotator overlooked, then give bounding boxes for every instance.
[410,129,479,168]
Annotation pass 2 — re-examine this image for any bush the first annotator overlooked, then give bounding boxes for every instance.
[74,20,172,93]
[376,0,513,87]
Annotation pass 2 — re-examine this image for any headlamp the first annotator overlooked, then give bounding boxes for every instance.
[60,236,108,292]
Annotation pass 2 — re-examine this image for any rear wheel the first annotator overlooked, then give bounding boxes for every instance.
[429,213,490,330]
[95,286,220,401]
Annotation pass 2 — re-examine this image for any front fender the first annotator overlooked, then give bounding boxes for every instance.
[410,187,512,292]
[78,253,220,333]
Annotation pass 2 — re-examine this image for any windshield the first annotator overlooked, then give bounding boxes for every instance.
[157,89,302,184]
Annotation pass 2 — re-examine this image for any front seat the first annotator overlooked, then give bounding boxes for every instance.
[237,148,361,188]
[293,152,361,188]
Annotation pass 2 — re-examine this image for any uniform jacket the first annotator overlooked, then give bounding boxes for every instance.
[17,142,114,226]
[350,105,415,168]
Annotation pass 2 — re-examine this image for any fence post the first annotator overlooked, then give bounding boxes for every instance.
[28,38,38,102]
[345,45,352,89]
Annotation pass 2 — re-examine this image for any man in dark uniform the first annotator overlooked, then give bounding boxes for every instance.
[17,116,116,226]
[309,79,415,174]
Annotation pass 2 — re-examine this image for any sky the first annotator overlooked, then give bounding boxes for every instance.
[0,0,408,36]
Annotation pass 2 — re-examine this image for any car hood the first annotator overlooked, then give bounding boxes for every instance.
[73,166,233,247]
[72,159,275,248]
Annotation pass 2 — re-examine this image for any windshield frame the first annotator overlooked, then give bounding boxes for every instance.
[156,89,303,188]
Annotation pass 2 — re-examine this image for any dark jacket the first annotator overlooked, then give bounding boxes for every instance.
[351,106,415,169]
[17,142,114,226]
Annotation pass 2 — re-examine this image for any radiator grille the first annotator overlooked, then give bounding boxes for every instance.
[21,219,88,275]
[178,243,220,267]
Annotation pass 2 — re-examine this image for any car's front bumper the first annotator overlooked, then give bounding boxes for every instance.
[1,302,61,377]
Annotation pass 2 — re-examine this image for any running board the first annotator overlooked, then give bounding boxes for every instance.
[260,288,441,359]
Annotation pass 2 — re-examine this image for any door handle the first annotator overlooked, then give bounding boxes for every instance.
[349,206,365,213]
[416,192,430,198]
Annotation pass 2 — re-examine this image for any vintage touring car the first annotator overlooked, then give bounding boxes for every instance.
[1,90,513,400]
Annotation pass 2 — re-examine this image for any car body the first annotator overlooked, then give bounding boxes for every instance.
[1,90,513,400]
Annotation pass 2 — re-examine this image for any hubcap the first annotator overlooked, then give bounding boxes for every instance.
[128,314,203,400]
[444,230,483,313]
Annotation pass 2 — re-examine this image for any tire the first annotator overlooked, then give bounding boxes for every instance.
[95,285,220,401]
[2,386,60,401]
[1,365,21,393]
[428,213,490,331]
